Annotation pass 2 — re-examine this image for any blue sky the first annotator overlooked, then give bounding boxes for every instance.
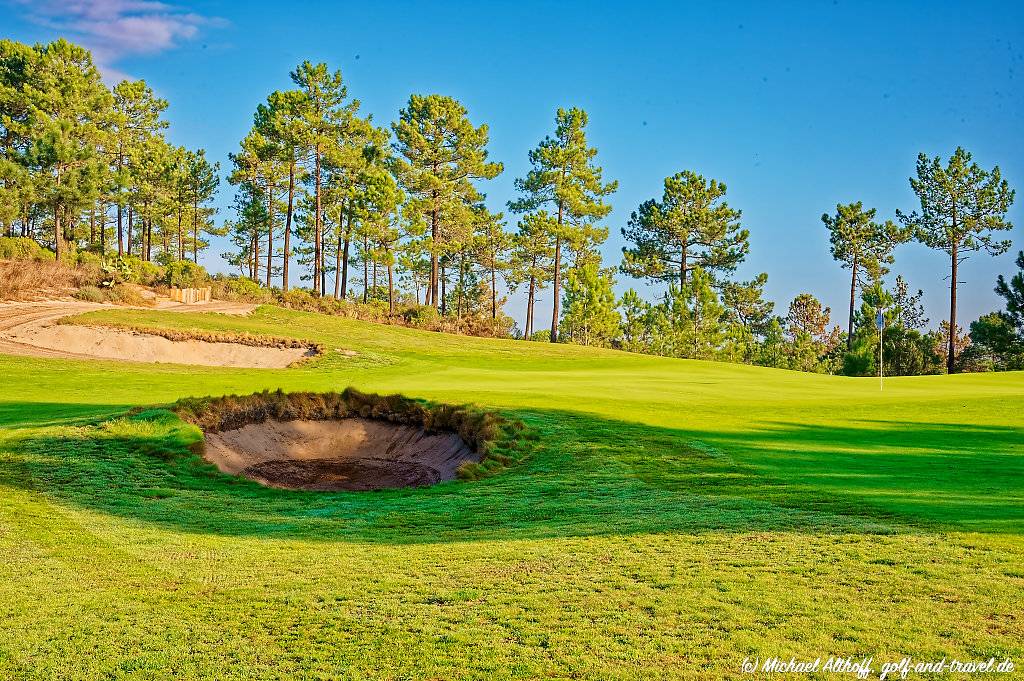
[4,0,1023,330]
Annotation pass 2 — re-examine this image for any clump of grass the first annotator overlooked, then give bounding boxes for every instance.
[106,283,153,307]
[172,388,528,479]
[71,282,154,306]
[73,284,106,302]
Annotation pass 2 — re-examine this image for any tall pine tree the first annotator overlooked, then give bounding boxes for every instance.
[510,108,616,341]
[897,147,1015,373]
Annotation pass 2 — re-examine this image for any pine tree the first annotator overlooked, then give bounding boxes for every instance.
[392,94,502,310]
[133,138,179,263]
[23,39,112,262]
[290,61,359,295]
[897,147,1015,373]
[822,201,910,349]
[510,108,616,342]
[256,89,309,290]
[355,163,403,309]
[0,40,37,238]
[183,149,220,262]
[471,205,511,320]
[560,262,620,347]
[721,273,774,360]
[229,130,288,285]
[512,211,556,338]
[995,251,1024,332]
[621,170,747,289]
[327,119,387,299]
[109,79,167,256]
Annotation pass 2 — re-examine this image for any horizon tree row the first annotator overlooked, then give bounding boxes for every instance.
[2,39,1018,373]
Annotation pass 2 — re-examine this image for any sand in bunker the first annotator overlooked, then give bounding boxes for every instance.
[7,322,313,368]
[204,418,479,491]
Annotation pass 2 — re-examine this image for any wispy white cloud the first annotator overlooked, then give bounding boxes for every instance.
[8,0,224,81]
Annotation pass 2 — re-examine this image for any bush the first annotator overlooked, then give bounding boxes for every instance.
[278,288,318,311]
[138,261,164,286]
[165,260,209,288]
[73,285,107,302]
[210,276,274,303]
[107,283,152,307]
[401,304,440,327]
[75,251,103,269]
[363,299,391,320]
[0,237,50,262]
[100,256,134,288]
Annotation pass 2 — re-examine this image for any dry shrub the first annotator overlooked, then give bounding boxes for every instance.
[107,283,153,307]
[0,259,96,300]
[73,285,106,302]
[172,388,528,479]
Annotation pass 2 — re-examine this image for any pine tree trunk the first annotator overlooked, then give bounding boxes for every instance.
[253,220,260,283]
[313,149,322,295]
[117,203,123,256]
[551,201,564,342]
[363,234,369,304]
[388,261,394,314]
[340,200,350,298]
[457,259,464,317]
[440,264,447,315]
[266,181,274,288]
[526,274,536,339]
[948,241,959,374]
[53,206,62,263]
[429,202,439,308]
[847,257,858,350]
[282,161,295,291]
[99,204,106,255]
[491,266,497,319]
[192,195,199,263]
[334,226,342,299]
[177,207,183,261]
[126,205,133,256]
[321,248,327,299]
[550,236,562,342]
[340,214,351,298]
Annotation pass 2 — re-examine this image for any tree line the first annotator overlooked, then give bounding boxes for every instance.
[0,39,220,267]
[2,39,1018,374]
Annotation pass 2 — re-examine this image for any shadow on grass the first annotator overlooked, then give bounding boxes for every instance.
[1,400,1022,543]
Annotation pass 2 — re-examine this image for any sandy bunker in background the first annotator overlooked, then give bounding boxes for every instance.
[204,418,479,491]
[0,304,312,368]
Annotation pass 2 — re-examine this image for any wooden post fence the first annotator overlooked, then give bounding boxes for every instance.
[169,287,212,304]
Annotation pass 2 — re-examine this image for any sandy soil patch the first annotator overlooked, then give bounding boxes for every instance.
[0,302,310,367]
[204,418,478,491]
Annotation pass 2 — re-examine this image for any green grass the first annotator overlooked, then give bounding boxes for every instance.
[1,305,1022,679]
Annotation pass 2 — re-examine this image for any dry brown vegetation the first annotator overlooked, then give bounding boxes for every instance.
[0,259,98,300]
[172,388,530,480]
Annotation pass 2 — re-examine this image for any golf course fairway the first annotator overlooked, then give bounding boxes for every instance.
[1,305,1022,679]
